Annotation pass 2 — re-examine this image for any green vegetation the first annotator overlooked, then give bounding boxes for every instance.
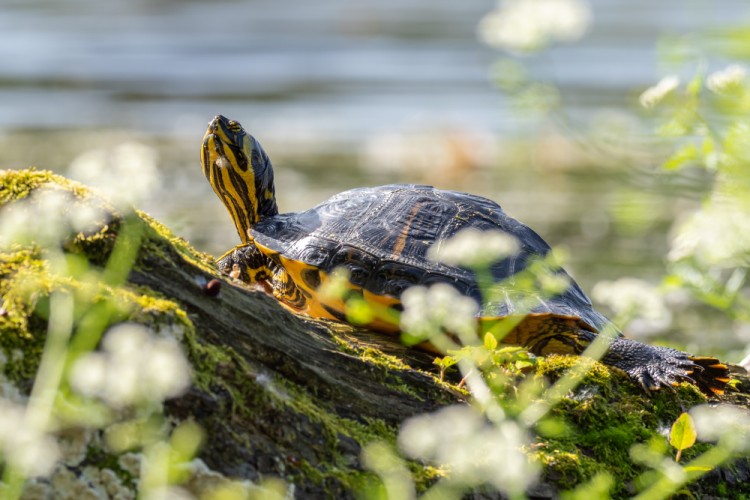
[2,4,750,500]
[359,2,750,498]
[2,162,746,499]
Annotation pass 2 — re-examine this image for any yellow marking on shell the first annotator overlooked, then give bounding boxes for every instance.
[479,313,590,355]
[392,204,421,258]
[362,289,401,309]
[534,338,575,356]
[253,240,402,333]
[251,243,592,352]
[259,239,582,344]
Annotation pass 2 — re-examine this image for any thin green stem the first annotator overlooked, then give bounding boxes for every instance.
[634,444,733,500]
[2,250,74,499]
[520,326,615,426]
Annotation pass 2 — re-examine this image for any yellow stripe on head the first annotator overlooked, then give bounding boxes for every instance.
[201,115,279,244]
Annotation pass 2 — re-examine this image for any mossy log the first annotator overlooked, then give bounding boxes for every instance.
[2,169,750,498]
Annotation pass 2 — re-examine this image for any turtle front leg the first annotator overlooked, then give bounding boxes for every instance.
[216,244,273,284]
[600,336,730,397]
[216,245,304,309]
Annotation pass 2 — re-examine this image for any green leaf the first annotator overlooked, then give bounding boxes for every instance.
[484,332,498,350]
[669,412,697,453]
[662,143,697,170]
[433,356,457,369]
[515,360,535,370]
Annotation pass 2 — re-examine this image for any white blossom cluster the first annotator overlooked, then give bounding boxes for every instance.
[690,404,750,452]
[639,76,680,109]
[707,64,746,94]
[398,405,538,497]
[592,278,671,335]
[478,0,591,53]
[0,398,60,477]
[428,228,519,268]
[400,284,479,341]
[68,141,161,209]
[669,196,750,267]
[0,187,107,249]
[69,323,191,408]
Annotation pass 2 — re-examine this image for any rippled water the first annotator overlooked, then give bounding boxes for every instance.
[1,0,747,350]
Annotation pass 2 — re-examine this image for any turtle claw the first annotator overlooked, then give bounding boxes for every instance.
[629,361,687,393]
[602,338,730,397]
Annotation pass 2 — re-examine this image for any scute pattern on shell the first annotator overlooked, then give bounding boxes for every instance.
[251,184,614,333]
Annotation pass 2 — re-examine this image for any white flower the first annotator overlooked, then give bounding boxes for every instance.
[68,142,161,208]
[70,323,191,408]
[478,0,591,53]
[118,452,143,477]
[141,338,192,402]
[592,278,671,334]
[0,187,107,249]
[400,284,479,340]
[639,76,680,109]
[668,196,750,267]
[398,405,538,496]
[428,228,520,268]
[690,404,750,451]
[0,398,60,476]
[68,353,108,400]
[707,64,746,94]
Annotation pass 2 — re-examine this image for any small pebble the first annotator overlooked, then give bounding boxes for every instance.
[203,279,221,297]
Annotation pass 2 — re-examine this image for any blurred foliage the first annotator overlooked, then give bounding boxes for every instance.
[2,2,750,499]
[363,2,750,499]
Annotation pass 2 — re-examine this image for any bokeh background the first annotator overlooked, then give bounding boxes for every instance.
[2,0,748,354]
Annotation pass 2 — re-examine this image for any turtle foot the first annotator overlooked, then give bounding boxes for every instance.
[602,338,730,397]
[216,244,269,283]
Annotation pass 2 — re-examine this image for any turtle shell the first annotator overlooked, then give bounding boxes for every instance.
[250,184,613,333]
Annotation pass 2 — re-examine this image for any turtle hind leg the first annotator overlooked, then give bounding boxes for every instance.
[513,318,731,397]
[601,337,730,397]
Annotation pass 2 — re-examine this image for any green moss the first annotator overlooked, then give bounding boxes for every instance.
[2,168,746,498]
[175,300,448,494]
[0,248,52,383]
[324,326,451,402]
[136,211,216,275]
[524,355,714,496]
[83,445,138,489]
[0,169,71,204]
[184,333,408,491]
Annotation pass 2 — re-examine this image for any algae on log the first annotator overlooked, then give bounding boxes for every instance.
[2,169,750,498]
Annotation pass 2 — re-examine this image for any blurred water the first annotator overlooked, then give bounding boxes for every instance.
[1,0,744,138]
[1,0,748,350]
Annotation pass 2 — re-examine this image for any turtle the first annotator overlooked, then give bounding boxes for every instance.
[201,114,730,396]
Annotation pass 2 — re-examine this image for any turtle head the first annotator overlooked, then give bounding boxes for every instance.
[202,115,279,244]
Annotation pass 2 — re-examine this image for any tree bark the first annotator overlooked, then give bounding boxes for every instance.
[3,169,750,499]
